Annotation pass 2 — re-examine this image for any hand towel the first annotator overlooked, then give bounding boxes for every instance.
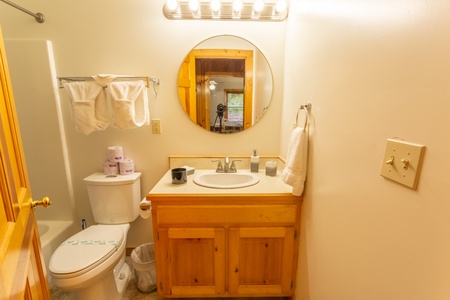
[281,127,308,196]
[109,81,150,129]
[63,82,110,135]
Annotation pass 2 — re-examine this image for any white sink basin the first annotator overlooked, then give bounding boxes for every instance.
[193,172,260,189]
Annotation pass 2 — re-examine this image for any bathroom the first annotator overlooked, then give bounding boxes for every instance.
[2,0,450,299]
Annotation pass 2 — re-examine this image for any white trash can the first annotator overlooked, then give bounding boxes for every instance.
[131,243,156,293]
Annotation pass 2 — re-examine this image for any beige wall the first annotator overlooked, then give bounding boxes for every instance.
[282,0,450,299]
[0,0,286,247]
[3,0,450,298]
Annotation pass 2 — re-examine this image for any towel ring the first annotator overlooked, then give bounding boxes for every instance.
[295,103,311,128]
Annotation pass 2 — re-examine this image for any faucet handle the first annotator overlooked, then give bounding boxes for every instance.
[230,160,241,172]
[212,159,224,172]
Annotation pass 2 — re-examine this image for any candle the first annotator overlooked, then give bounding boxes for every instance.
[265,161,277,176]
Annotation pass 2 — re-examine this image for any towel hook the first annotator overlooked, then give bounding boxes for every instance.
[295,103,311,128]
[150,78,160,96]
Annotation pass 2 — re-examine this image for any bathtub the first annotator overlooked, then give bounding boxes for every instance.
[37,220,76,286]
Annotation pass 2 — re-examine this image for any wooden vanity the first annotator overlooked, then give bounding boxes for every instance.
[146,169,302,298]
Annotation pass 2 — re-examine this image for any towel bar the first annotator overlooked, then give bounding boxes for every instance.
[57,76,160,95]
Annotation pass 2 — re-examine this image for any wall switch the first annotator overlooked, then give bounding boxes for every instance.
[151,119,161,134]
[380,138,425,189]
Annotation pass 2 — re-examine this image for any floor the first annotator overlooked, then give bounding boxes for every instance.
[50,257,289,300]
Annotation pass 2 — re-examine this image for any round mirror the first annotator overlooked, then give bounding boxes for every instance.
[177,35,273,134]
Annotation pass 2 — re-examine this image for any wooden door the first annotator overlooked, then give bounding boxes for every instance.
[157,227,225,297]
[229,227,295,296]
[187,49,253,131]
[195,71,210,130]
[0,28,50,300]
[177,55,197,123]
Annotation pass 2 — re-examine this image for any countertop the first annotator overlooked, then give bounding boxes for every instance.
[147,169,295,196]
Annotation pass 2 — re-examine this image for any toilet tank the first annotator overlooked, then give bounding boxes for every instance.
[83,172,141,224]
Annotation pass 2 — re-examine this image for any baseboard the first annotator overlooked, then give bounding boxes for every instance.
[126,247,135,256]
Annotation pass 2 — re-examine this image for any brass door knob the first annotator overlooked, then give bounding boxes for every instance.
[31,196,51,209]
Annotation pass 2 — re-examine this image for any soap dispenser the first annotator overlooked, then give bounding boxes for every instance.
[251,149,259,173]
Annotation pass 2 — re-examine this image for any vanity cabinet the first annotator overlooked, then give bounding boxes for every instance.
[148,194,302,298]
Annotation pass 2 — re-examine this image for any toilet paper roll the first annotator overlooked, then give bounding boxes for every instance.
[119,159,135,175]
[103,161,119,176]
[139,199,152,219]
[108,146,124,162]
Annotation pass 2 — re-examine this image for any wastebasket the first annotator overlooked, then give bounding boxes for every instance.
[131,242,156,293]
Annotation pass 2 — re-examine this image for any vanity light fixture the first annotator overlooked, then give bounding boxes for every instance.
[274,0,287,14]
[253,0,264,14]
[166,0,179,11]
[232,0,243,13]
[189,0,200,12]
[210,0,221,13]
[163,0,288,21]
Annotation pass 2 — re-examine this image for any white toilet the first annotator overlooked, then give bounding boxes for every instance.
[49,172,142,300]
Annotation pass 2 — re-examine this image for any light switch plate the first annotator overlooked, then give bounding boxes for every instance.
[380,138,425,189]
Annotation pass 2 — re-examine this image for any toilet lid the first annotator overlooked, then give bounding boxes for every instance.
[49,225,124,276]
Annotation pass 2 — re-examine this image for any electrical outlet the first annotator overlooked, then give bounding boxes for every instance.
[151,119,161,134]
[380,138,425,189]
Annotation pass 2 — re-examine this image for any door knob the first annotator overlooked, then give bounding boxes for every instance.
[31,196,51,209]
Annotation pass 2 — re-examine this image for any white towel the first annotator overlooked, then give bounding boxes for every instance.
[92,74,118,87]
[281,127,308,196]
[109,81,150,129]
[63,82,110,135]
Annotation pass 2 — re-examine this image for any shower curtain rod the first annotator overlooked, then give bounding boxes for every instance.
[0,0,45,23]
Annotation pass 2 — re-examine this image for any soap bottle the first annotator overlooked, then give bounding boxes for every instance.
[251,149,259,173]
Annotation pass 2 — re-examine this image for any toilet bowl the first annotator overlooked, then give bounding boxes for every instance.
[49,224,131,300]
[49,172,142,300]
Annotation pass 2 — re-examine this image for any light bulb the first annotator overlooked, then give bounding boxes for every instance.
[166,0,178,11]
[275,0,287,14]
[232,0,243,13]
[253,0,264,13]
[210,83,216,90]
[189,0,200,12]
[210,0,220,13]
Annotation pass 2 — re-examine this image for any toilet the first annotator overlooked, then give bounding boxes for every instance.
[49,172,142,300]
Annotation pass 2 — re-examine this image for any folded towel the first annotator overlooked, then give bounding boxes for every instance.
[92,74,118,87]
[281,127,308,196]
[109,81,150,129]
[63,82,110,135]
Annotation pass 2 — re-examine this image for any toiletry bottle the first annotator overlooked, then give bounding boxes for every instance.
[251,149,259,173]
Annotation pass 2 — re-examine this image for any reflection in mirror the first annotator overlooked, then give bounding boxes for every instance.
[178,35,273,134]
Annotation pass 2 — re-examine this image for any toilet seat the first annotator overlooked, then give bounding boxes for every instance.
[49,225,124,278]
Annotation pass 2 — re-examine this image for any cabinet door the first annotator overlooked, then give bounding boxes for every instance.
[158,227,225,296]
[229,227,295,296]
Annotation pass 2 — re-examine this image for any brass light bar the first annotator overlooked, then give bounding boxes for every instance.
[163,0,288,21]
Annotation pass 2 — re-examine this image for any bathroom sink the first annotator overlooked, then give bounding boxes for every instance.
[193,172,260,189]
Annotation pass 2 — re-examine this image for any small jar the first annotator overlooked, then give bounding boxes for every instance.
[265,161,277,176]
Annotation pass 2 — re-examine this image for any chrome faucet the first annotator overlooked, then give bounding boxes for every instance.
[224,156,230,172]
[212,157,241,173]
